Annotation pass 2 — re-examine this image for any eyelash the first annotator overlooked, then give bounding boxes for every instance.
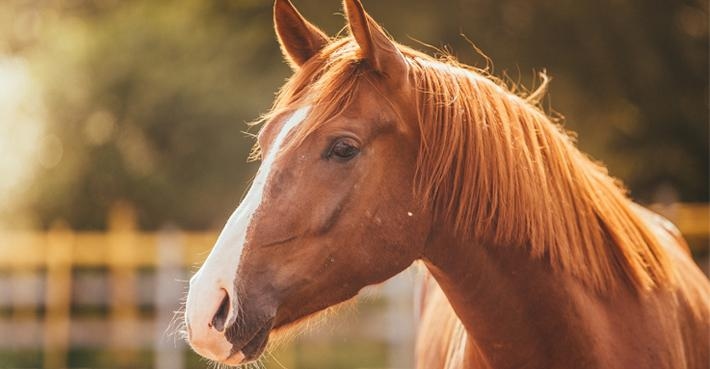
[327,137,360,161]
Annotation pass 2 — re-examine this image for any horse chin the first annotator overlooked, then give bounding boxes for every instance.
[226,319,308,365]
[240,323,272,362]
[224,318,274,364]
[221,351,246,366]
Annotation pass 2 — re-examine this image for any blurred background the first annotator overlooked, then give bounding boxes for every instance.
[0,0,707,368]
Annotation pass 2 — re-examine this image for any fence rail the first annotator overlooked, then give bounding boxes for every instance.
[649,202,709,240]
[0,203,706,369]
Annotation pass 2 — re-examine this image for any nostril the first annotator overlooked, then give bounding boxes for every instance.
[211,291,230,332]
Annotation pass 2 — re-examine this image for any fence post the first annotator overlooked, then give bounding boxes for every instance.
[10,240,40,352]
[108,202,139,367]
[154,225,186,369]
[44,221,74,369]
[384,271,416,369]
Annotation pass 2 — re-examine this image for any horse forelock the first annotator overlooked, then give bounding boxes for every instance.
[256,35,674,294]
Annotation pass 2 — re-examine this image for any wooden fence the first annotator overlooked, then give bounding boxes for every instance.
[0,203,706,369]
[0,203,216,369]
[0,203,419,369]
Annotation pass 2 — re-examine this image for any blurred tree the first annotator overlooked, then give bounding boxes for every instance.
[1,0,706,230]
[23,0,287,229]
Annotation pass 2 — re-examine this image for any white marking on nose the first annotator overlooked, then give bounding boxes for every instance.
[185,106,311,360]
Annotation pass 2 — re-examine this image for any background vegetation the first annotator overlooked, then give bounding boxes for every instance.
[1,0,706,231]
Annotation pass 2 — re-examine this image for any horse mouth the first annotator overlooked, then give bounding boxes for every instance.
[227,319,273,363]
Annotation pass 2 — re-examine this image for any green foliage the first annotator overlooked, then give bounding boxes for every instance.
[25,1,288,229]
[4,0,707,230]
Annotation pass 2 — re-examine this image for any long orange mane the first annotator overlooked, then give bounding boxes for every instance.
[257,37,673,293]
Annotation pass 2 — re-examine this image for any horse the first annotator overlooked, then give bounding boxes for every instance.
[183,0,710,368]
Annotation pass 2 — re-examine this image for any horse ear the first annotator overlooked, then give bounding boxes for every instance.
[274,0,329,69]
[343,0,407,79]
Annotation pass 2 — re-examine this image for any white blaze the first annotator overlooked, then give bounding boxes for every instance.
[186,106,310,341]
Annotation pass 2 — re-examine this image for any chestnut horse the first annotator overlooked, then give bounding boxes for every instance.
[184,0,710,368]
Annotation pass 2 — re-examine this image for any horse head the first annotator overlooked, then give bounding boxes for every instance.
[184,0,429,364]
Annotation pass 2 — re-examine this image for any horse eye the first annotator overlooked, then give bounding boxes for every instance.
[328,138,360,161]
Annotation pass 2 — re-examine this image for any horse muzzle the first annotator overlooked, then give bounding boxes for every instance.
[183,273,238,364]
[184,270,277,365]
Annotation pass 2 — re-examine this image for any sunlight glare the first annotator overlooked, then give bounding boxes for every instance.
[0,56,46,212]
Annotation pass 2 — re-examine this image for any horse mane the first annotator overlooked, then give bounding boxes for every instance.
[258,37,673,293]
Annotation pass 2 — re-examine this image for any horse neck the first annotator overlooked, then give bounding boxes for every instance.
[422,231,609,369]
